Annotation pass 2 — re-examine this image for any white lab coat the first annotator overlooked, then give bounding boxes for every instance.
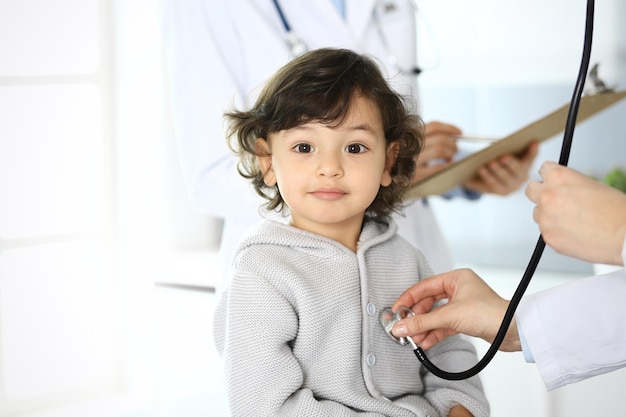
[162,0,453,289]
[516,238,626,390]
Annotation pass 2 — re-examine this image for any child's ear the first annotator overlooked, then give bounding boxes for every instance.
[381,142,399,187]
[255,138,276,186]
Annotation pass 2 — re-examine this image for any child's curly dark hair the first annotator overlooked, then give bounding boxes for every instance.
[225,48,424,220]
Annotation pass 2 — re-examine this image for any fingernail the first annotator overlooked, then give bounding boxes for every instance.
[392,323,407,337]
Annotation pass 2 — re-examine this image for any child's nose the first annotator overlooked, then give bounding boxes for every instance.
[316,153,344,177]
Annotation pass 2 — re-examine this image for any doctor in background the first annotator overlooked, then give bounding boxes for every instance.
[391,161,626,390]
[162,0,538,289]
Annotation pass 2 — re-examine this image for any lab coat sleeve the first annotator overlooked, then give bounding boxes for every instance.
[162,0,260,218]
[517,259,626,390]
[441,186,481,201]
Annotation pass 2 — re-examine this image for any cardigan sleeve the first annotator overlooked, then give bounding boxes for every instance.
[420,336,490,417]
[214,270,394,416]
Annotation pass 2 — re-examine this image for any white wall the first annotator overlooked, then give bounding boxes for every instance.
[0,1,122,415]
[0,0,222,416]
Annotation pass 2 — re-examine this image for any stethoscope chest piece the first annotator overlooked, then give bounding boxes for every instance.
[380,306,415,346]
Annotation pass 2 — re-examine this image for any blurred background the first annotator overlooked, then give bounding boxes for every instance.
[0,0,625,416]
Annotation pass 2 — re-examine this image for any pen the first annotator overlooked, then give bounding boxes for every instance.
[454,135,500,143]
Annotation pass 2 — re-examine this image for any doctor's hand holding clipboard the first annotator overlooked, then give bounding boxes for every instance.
[414,121,538,196]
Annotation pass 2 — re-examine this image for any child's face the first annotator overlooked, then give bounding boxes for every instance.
[256,95,396,245]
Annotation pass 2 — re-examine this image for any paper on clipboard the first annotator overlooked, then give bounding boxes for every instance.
[404,90,626,200]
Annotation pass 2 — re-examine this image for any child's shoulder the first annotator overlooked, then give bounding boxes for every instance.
[232,220,289,257]
[231,219,348,268]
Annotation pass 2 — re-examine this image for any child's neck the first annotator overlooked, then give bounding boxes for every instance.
[290,216,364,252]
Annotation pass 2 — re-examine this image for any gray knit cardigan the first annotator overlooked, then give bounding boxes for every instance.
[213,219,489,417]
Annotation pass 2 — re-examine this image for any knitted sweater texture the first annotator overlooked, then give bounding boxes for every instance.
[213,219,489,417]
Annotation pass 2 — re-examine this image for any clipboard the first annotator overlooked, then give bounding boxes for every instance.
[403,90,626,200]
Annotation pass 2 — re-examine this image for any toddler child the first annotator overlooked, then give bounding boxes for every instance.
[213,48,489,417]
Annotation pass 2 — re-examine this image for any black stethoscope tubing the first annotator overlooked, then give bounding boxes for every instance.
[416,0,596,380]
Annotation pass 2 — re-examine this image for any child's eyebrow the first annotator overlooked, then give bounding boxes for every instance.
[340,123,381,138]
[346,123,376,133]
[282,125,313,137]
[282,122,378,137]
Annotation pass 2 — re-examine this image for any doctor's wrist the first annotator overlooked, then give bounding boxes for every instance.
[496,311,522,353]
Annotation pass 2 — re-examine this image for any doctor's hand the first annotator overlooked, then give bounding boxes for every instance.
[411,121,460,184]
[463,141,539,196]
[526,161,626,266]
[391,269,522,352]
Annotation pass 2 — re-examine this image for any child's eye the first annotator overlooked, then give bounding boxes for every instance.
[346,143,367,154]
[293,143,314,153]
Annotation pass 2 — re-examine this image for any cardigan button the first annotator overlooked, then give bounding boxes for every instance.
[366,353,376,366]
[366,302,376,316]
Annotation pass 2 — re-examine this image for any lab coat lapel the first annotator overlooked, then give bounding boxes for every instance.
[277,0,354,48]
[346,0,378,40]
